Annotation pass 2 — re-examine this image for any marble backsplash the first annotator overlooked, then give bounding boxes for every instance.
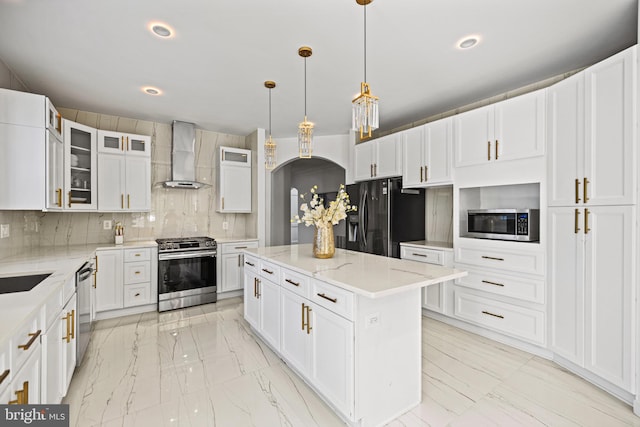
[0,108,255,258]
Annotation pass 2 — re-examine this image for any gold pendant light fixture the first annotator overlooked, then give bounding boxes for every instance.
[264,80,277,170]
[298,46,314,158]
[352,0,379,140]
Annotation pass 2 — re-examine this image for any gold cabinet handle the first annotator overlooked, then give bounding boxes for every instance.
[135,292,140,297]
[584,208,591,234]
[370,164,373,177]
[583,177,589,203]
[238,254,242,267]
[0,369,9,386]
[262,268,273,275]
[306,306,312,334]
[70,309,75,339]
[135,253,141,257]
[420,166,423,182]
[301,303,306,330]
[256,278,261,298]
[574,209,581,234]
[374,164,377,177]
[62,312,71,343]
[424,165,428,182]
[487,141,491,161]
[495,140,499,160]
[56,112,62,134]
[121,194,124,209]
[481,280,504,287]
[481,255,504,261]
[121,136,125,151]
[68,191,71,208]
[482,310,504,319]
[127,194,131,209]
[127,136,130,151]
[245,261,255,267]
[56,188,62,207]
[412,252,428,257]
[285,278,300,287]
[222,197,225,210]
[8,381,28,405]
[18,330,41,351]
[253,277,257,298]
[135,271,141,274]
[317,293,337,303]
[575,178,581,204]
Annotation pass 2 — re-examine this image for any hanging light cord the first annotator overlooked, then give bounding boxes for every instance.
[363,2,367,83]
[268,88,272,137]
[304,57,308,117]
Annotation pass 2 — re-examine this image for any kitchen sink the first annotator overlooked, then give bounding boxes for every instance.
[0,273,52,294]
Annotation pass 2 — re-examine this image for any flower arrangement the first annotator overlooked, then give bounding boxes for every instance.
[293,184,356,227]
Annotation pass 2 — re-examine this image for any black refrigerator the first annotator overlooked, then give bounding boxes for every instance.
[345,178,425,258]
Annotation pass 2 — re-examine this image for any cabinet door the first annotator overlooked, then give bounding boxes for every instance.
[280,288,310,374]
[41,315,64,403]
[354,140,374,181]
[401,126,424,187]
[494,90,545,162]
[95,250,123,312]
[423,283,445,314]
[97,129,126,154]
[375,134,402,178]
[64,120,97,210]
[548,208,584,365]
[547,74,584,206]
[219,164,251,212]
[221,253,242,292]
[97,153,125,211]
[453,104,493,167]
[9,347,40,404]
[61,293,77,397]
[125,134,151,157]
[584,206,635,391]
[584,47,636,206]
[424,118,452,184]
[243,271,260,330]
[309,303,354,418]
[46,132,64,210]
[125,156,151,211]
[259,278,281,351]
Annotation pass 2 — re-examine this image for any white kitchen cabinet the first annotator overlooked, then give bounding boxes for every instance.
[402,119,452,188]
[454,89,545,168]
[61,293,77,397]
[548,47,636,207]
[7,346,41,405]
[97,130,151,212]
[549,206,635,392]
[217,240,259,293]
[258,277,281,351]
[280,287,310,374]
[244,269,261,330]
[46,128,65,210]
[217,147,252,213]
[64,119,97,210]
[354,134,402,181]
[95,249,124,312]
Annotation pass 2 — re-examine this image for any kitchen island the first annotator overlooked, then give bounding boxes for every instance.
[243,244,467,427]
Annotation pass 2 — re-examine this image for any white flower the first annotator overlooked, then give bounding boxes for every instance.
[291,185,356,228]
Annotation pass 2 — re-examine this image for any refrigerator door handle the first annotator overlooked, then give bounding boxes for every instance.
[360,186,368,250]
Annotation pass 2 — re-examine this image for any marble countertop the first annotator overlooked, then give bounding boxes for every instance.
[245,244,467,299]
[216,237,259,244]
[0,241,157,345]
[400,240,454,251]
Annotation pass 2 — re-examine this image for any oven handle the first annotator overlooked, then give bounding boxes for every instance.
[159,251,217,261]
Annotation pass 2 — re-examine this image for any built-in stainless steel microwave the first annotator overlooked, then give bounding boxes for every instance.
[463,209,540,242]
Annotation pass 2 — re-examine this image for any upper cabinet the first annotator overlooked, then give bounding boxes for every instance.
[97,130,151,211]
[354,134,402,181]
[217,146,252,213]
[402,118,452,188]
[454,89,546,168]
[548,46,636,207]
[64,120,97,210]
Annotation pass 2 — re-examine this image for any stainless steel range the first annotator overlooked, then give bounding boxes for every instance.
[156,237,217,312]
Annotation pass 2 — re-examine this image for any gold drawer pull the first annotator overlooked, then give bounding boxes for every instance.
[262,268,273,275]
[583,177,589,203]
[235,246,248,249]
[412,253,428,257]
[301,303,306,330]
[18,330,41,351]
[245,261,255,267]
[317,293,337,303]
[420,166,423,182]
[481,255,504,261]
[575,178,581,203]
[0,369,9,386]
[575,209,581,234]
[482,310,504,319]
[495,140,499,160]
[481,280,504,287]
[285,278,300,287]
[135,292,141,297]
[8,381,28,405]
[135,271,141,274]
[62,312,71,343]
[487,141,491,161]
[584,208,591,234]
[306,305,312,334]
[135,253,141,257]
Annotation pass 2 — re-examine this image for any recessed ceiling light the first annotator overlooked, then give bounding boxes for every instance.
[143,86,162,96]
[149,22,174,38]
[457,36,480,50]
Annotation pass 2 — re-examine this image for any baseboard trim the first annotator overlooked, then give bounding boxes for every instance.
[634,398,640,417]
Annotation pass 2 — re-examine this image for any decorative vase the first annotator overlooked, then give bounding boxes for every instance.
[313,222,335,259]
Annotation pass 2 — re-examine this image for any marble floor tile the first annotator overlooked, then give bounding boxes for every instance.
[63,299,640,427]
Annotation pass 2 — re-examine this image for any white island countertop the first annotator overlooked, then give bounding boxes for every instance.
[245,244,467,299]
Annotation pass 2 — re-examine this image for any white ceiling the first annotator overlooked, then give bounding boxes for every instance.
[0,0,637,138]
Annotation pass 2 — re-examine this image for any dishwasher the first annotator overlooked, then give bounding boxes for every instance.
[76,260,94,365]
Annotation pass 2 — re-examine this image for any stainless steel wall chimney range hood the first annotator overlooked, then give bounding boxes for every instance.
[162,120,209,189]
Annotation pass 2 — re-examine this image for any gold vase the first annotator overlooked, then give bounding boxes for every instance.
[313,222,335,259]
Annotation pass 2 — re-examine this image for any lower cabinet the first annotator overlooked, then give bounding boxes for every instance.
[95,249,123,312]
[400,244,453,314]
[7,346,41,404]
[243,255,280,350]
[218,240,259,293]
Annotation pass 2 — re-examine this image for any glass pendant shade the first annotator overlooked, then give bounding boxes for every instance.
[352,82,379,139]
[264,135,277,170]
[298,117,314,159]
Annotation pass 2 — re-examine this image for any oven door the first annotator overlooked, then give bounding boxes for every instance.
[158,250,217,301]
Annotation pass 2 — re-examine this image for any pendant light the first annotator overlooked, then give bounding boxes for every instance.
[298,46,314,158]
[352,0,379,140]
[264,80,277,170]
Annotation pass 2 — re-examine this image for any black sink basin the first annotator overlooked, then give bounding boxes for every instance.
[0,273,52,294]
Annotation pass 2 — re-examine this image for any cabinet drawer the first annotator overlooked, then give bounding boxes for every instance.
[221,241,259,255]
[124,262,150,284]
[259,260,281,282]
[454,289,545,345]
[11,311,42,375]
[123,283,151,307]
[400,246,444,265]
[455,246,544,276]
[244,254,259,273]
[281,269,310,299]
[41,287,63,331]
[0,339,10,388]
[455,268,545,304]
[124,248,150,263]
[311,280,354,321]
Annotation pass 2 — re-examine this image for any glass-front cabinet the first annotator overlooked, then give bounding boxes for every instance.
[63,120,97,210]
[97,130,150,157]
